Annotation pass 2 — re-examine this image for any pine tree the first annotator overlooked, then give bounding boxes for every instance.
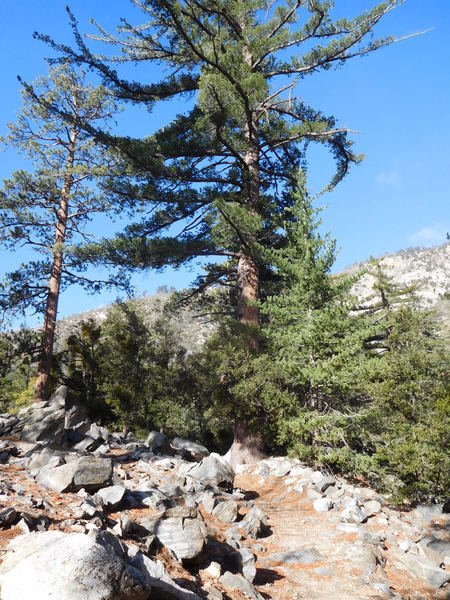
[37,0,409,325]
[38,1,410,457]
[0,64,128,402]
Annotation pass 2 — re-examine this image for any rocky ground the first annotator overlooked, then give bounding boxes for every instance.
[0,386,448,599]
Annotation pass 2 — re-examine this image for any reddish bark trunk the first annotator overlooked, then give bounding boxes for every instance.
[34,128,77,402]
[229,419,266,469]
[229,41,266,462]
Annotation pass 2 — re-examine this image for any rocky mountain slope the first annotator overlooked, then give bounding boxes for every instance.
[53,243,450,351]
[0,387,448,599]
[54,290,216,354]
[345,243,449,306]
[345,242,450,335]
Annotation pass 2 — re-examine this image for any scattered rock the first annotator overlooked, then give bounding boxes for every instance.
[95,485,126,509]
[0,507,18,527]
[238,547,256,582]
[314,475,336,493]
[219,572,263,600]
[364,500,382,517]
[273,462,292,478]
[145,431,173,454]
[239,506,268,539]
[139,514,207,560]
[171,437,210,460]
[0,531,150,600]
[313,497,334,513]
[345,542,381,575]
[201,561,221,579]
[196,491,216,514]
[187,454,234,490]
[212,500,238,523]
[130,552,201,599]
[400,553,450,589]
[37,456,113,493]
[74,436,99,452]
[341,506,366,524]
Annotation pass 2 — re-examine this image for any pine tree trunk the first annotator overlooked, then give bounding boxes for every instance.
[34,128,77,402]
[229,102,266,466]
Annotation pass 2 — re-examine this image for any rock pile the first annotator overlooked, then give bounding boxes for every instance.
[0,391,448,599]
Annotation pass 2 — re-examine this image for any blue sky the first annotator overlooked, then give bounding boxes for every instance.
[0,0,449,326]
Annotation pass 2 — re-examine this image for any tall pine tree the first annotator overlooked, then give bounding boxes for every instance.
[38,1,411,457]
[0,64,128,402]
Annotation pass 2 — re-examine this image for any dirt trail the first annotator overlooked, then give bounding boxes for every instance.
[234,470,447,600]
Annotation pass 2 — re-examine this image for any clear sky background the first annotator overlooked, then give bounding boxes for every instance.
[0,0,449,327]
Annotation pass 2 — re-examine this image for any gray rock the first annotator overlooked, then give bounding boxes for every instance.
[218,572,263,600]
[48,385,69,408]
[95,485,126,509]
[314,475,336,493]
[131,488,171,511]
[238,547,256,582]
[187,454,234,490]
[37,457,112,493]
[93,443,110,456]
[257,462,270,477]
[418,535,450,565]
[204,584,223,600]
[212,500,238,523]
[74,436,99,452]
[313,498,333,513]
[307,488,322,500]
[0,531,150,600]
[130,552,200,599]
[265,548,322,565]
[36,462,75,493]
[414,503,443,522]
[364,500,382,517]
[75,497,99,519]
[326,486,345,500]
[27,446,55,470]
[171,437,209,460]
[139,515,207,560]
[341,506,366,524]
[89,423,110,442]
[421,563,450,588]
[201,561,221,579]
[225,525,243,547]
[345,542,380,575]
[145,431,172,454]
[64,396,90,433]
[314,566,332,576]
[71,457,113,491]
[239,506,268,539]
[369,580,393,596]
[401,553,450,588]
[21,408,66,444]
[272,462,292,478]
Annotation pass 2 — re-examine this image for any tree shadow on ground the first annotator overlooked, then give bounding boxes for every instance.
[254,567,284,586]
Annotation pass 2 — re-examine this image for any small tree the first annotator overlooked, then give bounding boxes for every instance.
[0,64,128,402]
[0,328,40,411]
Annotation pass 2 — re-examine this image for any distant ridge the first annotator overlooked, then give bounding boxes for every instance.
[54,243,450,348]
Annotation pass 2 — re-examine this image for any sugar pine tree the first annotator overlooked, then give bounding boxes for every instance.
[0,64,129,403]
[38,1,411,460]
